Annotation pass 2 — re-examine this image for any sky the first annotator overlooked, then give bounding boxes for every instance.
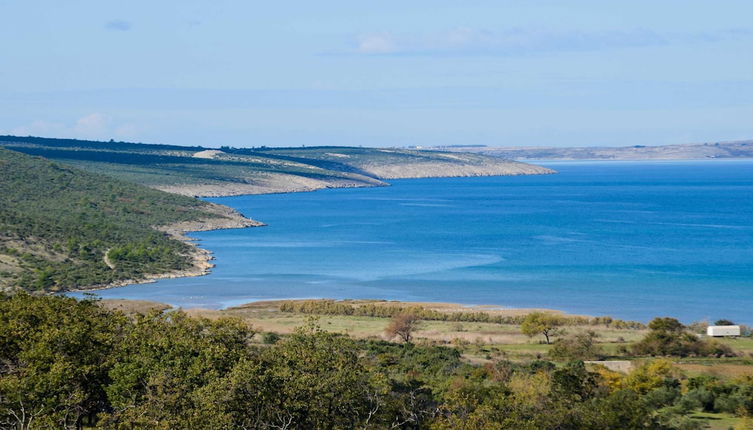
[1,1,752,148]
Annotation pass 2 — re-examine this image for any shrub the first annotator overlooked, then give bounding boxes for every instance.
[262,332,281,344]
[548,331,604,361]
[632,317,737,357]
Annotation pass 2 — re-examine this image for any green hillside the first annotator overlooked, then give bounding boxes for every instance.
[0,147,244,291]
[0,135,553,196]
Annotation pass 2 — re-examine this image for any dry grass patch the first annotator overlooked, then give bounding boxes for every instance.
[99,299,171,315]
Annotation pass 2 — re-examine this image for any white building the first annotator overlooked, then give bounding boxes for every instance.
[707,325,741,337]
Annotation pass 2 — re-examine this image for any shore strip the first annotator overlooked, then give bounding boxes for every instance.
[70,202,264,292]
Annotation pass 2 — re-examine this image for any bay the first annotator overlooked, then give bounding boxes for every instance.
[75,161,753,324]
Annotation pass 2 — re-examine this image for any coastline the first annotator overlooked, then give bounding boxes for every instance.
[80,167,555,292]
[100,297,580,323]
[66,161,753,324]
[153,175,386,198]
[69,202,265,293]
[152,162,556,198]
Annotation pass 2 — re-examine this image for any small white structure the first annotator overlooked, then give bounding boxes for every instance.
[707,325,741,337]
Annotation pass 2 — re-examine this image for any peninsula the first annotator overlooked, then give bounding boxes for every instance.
[0,135,554,197]
[0,136,552,292]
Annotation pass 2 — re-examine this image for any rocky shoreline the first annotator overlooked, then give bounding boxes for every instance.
[72,202,264,292]
[152,159,555,198]
[154,176,384,198]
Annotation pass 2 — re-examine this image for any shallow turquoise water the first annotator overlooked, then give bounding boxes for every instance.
[75,161,753,323]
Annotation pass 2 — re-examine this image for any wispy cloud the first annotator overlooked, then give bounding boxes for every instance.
[73,113,110,137]
[343,27,753,56]
[4,113,139,140]
[357,33,397,54]
[105,19,132,31]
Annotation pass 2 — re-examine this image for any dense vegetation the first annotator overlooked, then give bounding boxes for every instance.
[0,148,229,291]
[632,317,736,358]
[278,299,646,329]
[3,294,753,429]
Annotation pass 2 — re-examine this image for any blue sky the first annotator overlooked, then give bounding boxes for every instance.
[1,1,752,148]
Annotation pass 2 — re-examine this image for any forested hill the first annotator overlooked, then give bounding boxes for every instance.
[0,147,254,292]
[0,135,554,197]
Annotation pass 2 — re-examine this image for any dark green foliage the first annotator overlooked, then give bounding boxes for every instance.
[678,376,753,415]
[1,294,746,429]
[650,317,686,332]
[549,331,605,361]
[362,340,463,388]
[0,293,125,429]
[551,361,601,400]
[99,311,254,428]
[261,331,281,344]
[0,148,225,291]
[195,325,381,429]
[633,317,736,357]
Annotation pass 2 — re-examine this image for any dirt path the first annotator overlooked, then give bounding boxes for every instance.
[103,249,115,270]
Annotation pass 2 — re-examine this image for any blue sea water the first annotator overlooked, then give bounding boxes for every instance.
[75,161,753,324]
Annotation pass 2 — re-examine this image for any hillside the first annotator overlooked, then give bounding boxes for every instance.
[0,147,259,292]
[0,136,554,197]
[436,140,753,160]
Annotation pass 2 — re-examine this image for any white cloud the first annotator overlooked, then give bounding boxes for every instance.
[73,113,111,138]
[356,33,397,54]
[4,113,139,140]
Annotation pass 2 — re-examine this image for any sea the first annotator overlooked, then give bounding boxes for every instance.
[73,160,753,324]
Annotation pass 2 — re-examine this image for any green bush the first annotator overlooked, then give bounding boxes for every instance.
[261,331,281,344]
[632,317,736,357]
[549,331,605,361]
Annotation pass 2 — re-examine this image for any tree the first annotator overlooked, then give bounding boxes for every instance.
[632,317,735,357]
[622,359,677,395]
[549,330,604,361]
[98,311,254,428]
[521,312,564,344]
[385,313,419,343]
[194,323,386,429]
[714,319,735,326]
[0,293,122,429]
[648,317,685,332]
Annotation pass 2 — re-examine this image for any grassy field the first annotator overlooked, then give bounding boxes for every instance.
[207,301,753,374]
[103,298,650,361]
[688,412,751,430]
